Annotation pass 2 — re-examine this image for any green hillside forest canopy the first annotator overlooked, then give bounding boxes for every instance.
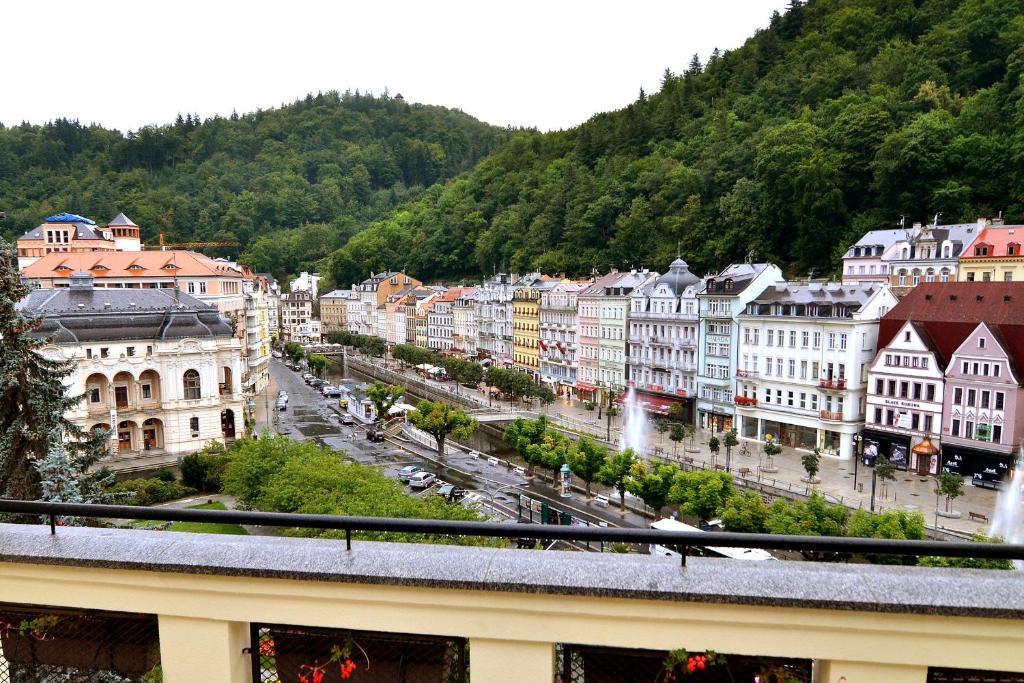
[0,90,510,278]
[324,0,1024,285]
[2,0,1023,288]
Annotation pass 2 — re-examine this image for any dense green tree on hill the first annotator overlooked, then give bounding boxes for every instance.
[0,92,508,282]
[322,0,1024,283]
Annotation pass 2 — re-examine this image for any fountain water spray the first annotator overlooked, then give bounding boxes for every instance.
[990,445,1024,570]
[619,385,648,454]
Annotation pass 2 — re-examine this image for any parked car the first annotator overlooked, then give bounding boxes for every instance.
[272,351,283,358]
[408,471,436,489]
[397,465,424,482]
[302,373,315,384]
[435,483,466,501]
[322,385,342,398]
[278,390,288,399]
[366,428,386,443]
[310,378,328,389]
[275,396,288,411]
[339,412,355,425]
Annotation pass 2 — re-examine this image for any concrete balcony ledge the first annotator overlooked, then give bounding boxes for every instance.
[0,523,1021,621]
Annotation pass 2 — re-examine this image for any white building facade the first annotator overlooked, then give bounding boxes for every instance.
[628,259,702,422]
[734,282,898,460]
[21,273,245,470]
[696,263,784,433]
[539,282,585,397]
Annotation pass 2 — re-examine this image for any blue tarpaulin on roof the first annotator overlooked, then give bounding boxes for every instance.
[46,212,96,225]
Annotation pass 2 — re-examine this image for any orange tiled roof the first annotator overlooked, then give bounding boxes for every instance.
[960,227,1024,259]
[21,250,244,279]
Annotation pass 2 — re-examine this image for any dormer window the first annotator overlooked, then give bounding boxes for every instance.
[162,263,179,270]
[128,264,145,271]
[90,264,109,271]
[1008,243,1020,256]
[54,265,73,272]
[974,244,990,256]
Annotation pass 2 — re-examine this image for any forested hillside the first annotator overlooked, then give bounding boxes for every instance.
[0,91,509,277]
[325,0,1024,286]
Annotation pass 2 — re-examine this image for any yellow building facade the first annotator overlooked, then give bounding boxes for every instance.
[512,287,541,379]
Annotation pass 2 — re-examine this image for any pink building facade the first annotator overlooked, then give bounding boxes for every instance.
[941,323,1024,488]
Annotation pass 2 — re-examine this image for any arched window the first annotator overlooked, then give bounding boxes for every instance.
[183,370,201,400]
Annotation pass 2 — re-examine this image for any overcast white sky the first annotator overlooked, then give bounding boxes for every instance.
[3,1,787,133]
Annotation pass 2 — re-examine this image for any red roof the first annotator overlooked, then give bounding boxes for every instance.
[879,282,1024,371]
[959,227,1024,259]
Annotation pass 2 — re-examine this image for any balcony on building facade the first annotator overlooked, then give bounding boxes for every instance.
[818,378,847,391]
[735,369,759,380]
[734,395,758,407]
[819,410,844,422]
[1,502,1020,683]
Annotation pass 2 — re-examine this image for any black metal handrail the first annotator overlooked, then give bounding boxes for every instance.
[1,499,1021,562]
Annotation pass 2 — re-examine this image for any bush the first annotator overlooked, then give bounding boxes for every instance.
[153,468,176,483]
[109,477,192,506]
[181,452,229,491]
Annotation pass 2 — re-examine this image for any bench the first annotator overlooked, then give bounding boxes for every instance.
[969,511,989,524]
[737,467,751,476]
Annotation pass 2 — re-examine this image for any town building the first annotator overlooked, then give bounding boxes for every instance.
[319,289,355,335]
[942,322,1024,487]
[886,219,989,296]
[241,274,273,393]
[428,288,470,352]
[293,320,323,345]
[289,271,322,297]
[841,228,904,285]
[346,295,363,334]
[258,274,281,339]
[539,281,586,398]
[577,271,623,404]
[696,263,784,433]
[16,212,140,269]
[19,272,244,469]
[734,281,898,460]
[452,288,479,357]
[599,270,656,398]
[628,259,702,421]
[279,291,314,341]
[866,282,1024,484]
[512,276,558,381]
[475,274,517,367]
[21,250,245,317]
[353,272,422,336]
[956,225,1024,283]
[386,293,409,346]
[416,300,433,348]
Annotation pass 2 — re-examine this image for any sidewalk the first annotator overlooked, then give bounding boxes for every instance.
[348,354,1000,535]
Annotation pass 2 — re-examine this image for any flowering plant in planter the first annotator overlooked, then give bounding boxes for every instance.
[297,639,369,682]
[660,650,809,682]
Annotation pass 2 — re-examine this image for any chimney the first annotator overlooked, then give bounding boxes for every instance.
[978,217,990,229]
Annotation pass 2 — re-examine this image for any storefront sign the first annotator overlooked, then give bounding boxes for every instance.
[884,398,922,410]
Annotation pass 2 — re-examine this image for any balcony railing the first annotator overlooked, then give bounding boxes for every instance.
[818,378,847,390]
[734,395,758,407]
[735,369,759,379]
[0,500,1022,683]
[820,410,844,421]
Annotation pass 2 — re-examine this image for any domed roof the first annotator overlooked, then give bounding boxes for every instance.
[655,258,700,293]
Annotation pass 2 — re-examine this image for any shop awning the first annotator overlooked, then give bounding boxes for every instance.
[576,383,596,392]
[614,390,682,416]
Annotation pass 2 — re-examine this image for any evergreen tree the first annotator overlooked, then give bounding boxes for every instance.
[0,238,106,500]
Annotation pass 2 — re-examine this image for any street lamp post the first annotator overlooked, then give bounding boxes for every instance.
[852,433,861,492]
[870,467,878,512]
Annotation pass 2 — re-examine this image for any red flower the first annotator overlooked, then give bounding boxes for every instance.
[313,670,325,683]
[341,659,358,679]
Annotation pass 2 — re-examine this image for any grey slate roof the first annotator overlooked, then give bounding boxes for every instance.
[17,285,233,343]
[843,229,905,258]
[107,212,137,227]
[653,258,700,294]
[748,281,881,308]
[703,263,771,296]
[20,222,111,242]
